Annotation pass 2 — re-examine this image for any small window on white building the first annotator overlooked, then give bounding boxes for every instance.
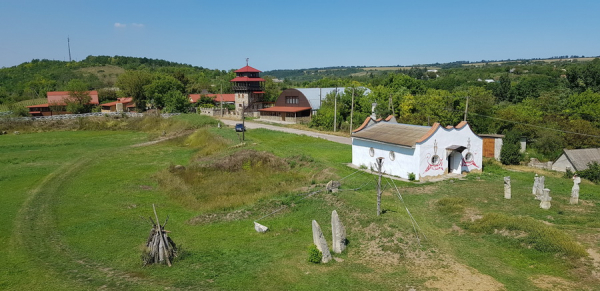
[369,147,375,157]
[389,151,395,161]
[431,155,440,165]
[465,152,473,162]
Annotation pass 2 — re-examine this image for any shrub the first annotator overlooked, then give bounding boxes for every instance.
[307,245,322,263]
[500,130,522,165]
[563,168,574,179]
[408,172,416,181]
[577,161,600,183]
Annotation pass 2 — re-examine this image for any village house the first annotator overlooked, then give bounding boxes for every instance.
[27,91,99,116]
[352,116,483,181]
[100,97,134,113]
[479,134,526,161]
[258,87,369,124]
[189,93,236,105]
[552,148,600,172]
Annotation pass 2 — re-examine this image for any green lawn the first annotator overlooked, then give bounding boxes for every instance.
[1,115,599,290]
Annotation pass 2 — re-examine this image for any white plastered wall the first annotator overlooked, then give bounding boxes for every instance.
[417,125,483,179]
[352,138,418,179]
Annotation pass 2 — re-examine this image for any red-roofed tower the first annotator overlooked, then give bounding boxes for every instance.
[231,61,266,114]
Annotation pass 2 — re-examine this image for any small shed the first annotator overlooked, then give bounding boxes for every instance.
[478,134,526,161]
[552,148,600,172]
[352,116,483,181]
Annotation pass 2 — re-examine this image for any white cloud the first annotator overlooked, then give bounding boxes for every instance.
[131,23,145,28]
[114,23,126,28]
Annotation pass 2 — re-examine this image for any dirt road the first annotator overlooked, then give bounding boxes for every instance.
[217,119,351,145]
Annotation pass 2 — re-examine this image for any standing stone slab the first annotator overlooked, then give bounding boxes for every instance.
[570,175,581,205]
[331,210,346,254]
[504,176,511,199]
[312,220,332,263]
[540,188,552,210]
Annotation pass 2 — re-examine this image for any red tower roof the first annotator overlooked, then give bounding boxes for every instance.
[235,65,262,73]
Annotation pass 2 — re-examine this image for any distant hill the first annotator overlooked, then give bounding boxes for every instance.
[264,55,598,82]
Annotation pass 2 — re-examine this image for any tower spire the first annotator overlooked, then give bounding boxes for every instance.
[246,58,249,66]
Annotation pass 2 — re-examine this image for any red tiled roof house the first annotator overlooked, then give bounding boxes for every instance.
[27,91,99,116]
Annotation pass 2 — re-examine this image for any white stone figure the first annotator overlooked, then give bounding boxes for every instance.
[331,210,346,254]
[535,176,546,200]
[570,175,581,205]
[312,220,332,263]
[504,176,511,199]
[254,222,268,233]
[533,174,538,195]
[540,188,552,210]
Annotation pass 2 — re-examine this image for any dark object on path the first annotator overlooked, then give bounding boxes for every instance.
[235,123,246,132]
[142,204,177,266]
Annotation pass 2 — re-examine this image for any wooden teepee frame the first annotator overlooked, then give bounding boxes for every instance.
[143,204,177,266]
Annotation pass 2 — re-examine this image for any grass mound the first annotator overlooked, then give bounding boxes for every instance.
[467,213,587,258]
[157,148,313,211]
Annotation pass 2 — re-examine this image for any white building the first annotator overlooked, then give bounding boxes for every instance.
[351,116,483,181]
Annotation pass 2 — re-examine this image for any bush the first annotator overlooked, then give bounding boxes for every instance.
[307,245,322,263]
[408,172,416,181]
[577,161,600,183]
[500,130,522,165]
[563,168,574,179]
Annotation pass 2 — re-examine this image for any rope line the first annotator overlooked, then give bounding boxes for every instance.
[254,189,323,222]
[386,178,427,244]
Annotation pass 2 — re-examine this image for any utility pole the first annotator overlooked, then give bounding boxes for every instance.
[334,87,338,132]
[375,157,384,216]
[464,96,470,122]
[350,87,354,135]
[220,81,223,117]
[242,101,246,141]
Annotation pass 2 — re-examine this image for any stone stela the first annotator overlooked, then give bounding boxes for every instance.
[571,175,581,205]
[504,176,511,199]
[312,220,332,263]
[540,188,552,210]
[331,210,346,254]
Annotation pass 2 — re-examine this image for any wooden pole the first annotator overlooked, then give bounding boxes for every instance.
[334,87,337,132]
[350,87,354,135]
[376,157,384,216]
[464,96,470,122]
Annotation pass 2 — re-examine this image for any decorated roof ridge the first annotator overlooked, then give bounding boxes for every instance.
[353,115,399,133]
[352,116,373,133]
[415,123,441,143]
[455,121,468,129]
[235,65,261,73]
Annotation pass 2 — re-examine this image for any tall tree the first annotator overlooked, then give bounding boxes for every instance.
[116,70,153,111]
[66,79,92,113]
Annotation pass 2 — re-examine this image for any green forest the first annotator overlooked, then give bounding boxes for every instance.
[1,55,600,160]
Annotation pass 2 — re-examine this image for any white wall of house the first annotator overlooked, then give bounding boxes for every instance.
[352,138,419,179]
[551,154,572,172]
[417,125,483,179]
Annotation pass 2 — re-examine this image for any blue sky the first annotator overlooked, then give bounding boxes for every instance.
[0,0,598,71]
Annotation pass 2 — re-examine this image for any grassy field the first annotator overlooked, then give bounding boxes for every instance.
[1,114,599,290]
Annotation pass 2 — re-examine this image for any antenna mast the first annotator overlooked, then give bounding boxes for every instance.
[68,36,72,62]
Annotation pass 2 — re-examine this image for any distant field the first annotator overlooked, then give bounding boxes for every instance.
[0,98,46,112]
[363,66,438,71]
[77,65,125,85]
[464,57,596,67]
